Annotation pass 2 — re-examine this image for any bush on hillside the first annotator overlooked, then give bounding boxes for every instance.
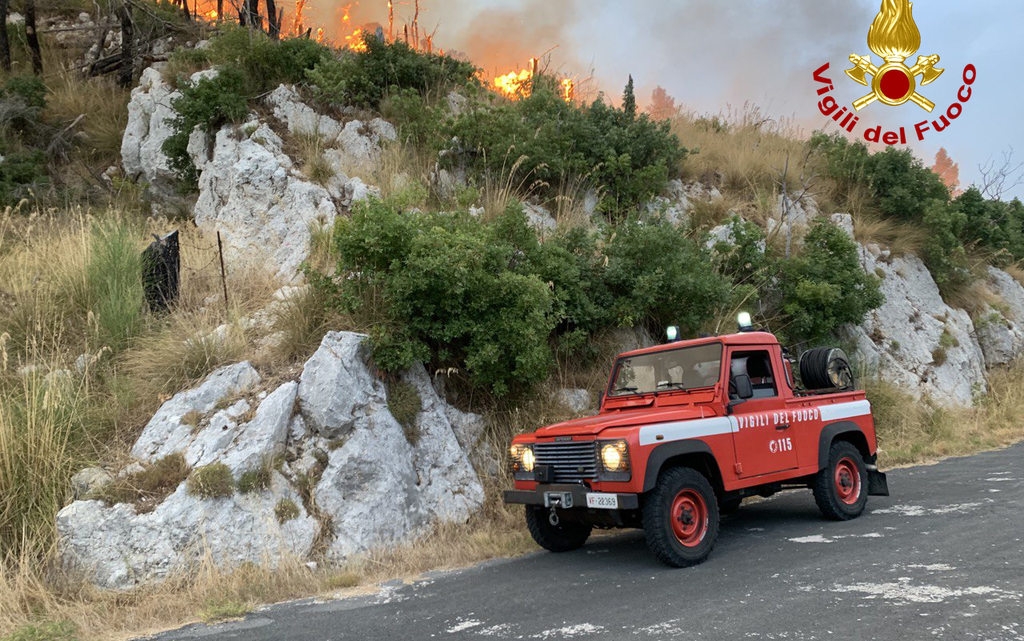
[810,132,949,222]
[205,27,331,93]
[306,34,478,109]
[776,221,883,344]
[921,198,972,294]
[315,197,732,396]
[163,66,249,186]
[446,80,686,214]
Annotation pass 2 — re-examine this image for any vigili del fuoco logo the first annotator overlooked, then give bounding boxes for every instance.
[812,0,976,145]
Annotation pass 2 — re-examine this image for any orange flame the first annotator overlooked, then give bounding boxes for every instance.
[492,61,535,99]
[561,78,575,102]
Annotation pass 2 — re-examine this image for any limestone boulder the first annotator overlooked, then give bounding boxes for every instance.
[840,243,987,406]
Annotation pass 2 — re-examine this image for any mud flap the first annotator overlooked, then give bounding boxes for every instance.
[867,468,889,496]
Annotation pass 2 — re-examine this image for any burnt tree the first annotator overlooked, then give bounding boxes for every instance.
[25,0,42,75]
[266,0,279,38]
[0,0,10,71]
[116,3,134,88]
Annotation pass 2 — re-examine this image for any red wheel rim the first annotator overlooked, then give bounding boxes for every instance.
[670,489,708,547]
[834,458,861,505]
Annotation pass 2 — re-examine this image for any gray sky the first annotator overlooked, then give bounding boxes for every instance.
[328,0,1024,199]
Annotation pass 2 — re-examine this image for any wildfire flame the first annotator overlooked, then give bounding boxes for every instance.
[867,0,921,61]
[561,78,575,102]
[491,59,576,103]
[492,59,536,99]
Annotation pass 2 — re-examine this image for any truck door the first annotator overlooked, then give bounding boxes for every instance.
[727,348,800,479]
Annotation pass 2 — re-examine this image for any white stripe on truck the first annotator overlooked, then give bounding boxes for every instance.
[636,400,870,447]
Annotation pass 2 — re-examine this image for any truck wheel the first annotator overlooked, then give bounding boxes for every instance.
[813,441,868,520]
[525,506,592,553]
[643,467,720,568]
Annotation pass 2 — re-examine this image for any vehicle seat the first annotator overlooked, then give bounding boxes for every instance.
[746,355,777,399]
[728,357,748,400]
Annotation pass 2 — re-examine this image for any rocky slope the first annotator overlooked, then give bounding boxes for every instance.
[58,332,485,589]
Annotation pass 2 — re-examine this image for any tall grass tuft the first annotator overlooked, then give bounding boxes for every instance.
[82,220,145,352]
[0,366,82,565]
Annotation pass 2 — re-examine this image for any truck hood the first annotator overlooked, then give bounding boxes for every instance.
[534,406,715,438]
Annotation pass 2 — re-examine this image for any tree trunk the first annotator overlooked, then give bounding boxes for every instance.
[116,3,133,88]
[216,0,222,21]
[243,0,260,30]
[24,0,42,75]
[265,0,279,38]
[0,0,10,72]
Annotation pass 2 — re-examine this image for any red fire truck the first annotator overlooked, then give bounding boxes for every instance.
[504,317,889,567]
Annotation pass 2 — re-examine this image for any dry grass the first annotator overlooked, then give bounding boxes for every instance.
[294,133,334,186]
[867,363,1024,466]
[850,210,929,257]
[940,278,1004,320]
[670,103,809,198]
[42,70,130,169]
[550,173,597,231]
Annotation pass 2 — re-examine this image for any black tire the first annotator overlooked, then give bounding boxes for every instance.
[813,441,868,520]
[799,347,854,390]
[719,496,742,515]
[642,467,720,568]
[525,506,592,553]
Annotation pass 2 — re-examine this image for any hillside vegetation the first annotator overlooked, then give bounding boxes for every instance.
[2,12,1024,640]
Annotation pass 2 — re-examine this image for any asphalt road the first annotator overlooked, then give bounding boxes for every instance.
[151,443,1024,641]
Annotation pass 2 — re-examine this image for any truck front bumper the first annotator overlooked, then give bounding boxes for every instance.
[503,484,640,510]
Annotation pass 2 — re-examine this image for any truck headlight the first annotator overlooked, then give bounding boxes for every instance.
[600,440,629,473]
[510,444,535,473]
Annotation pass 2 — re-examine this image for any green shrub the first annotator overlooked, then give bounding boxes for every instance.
[320,35,478,108]
[447,80,685,213]
[0,149,48,205]
[921,199,972,294]
[305,56,348,106]
[186,462,235,499]
[810,132,948,222]
[603,216,730,334]
[163,66,250,186]
[205,27,330,93]
[387,378,421,443]
[2,74,46,111]
[163,47,212,85]
[317,197,732,395]
[274,498,300,524]
[381,87,445,148]
[776,221,883,343]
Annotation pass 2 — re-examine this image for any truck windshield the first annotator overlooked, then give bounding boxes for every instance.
[609,343,723,397]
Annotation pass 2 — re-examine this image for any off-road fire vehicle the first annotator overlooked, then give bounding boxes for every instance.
[504,315,889,567]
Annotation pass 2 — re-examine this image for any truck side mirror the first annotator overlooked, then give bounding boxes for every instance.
[732,374,754,400]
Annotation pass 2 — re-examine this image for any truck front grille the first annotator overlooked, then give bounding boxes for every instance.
[534,442,598,482]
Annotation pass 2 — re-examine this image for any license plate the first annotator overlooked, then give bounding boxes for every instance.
[586,493,619,510]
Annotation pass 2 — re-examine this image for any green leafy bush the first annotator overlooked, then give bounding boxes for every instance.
[921,199,972,294]
[810,132,948,222]
[446,81,685,213]
[0,149,48,205]
[186,463,235,499]
[603,216,730,334]
[315,35,478,109]
[205,27,330,93]
[317,197,735,395]
[163,66,249,186]
[776,221,883,343]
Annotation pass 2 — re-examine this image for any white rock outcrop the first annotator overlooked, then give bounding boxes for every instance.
[191,122,339,282]
[975,267,1024,367]
[841,243,987,406]
[305,333,484,559]
[554,388,592,414]
[121,67,182,198]
[59,332,484,588]
[58,474,316,590]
